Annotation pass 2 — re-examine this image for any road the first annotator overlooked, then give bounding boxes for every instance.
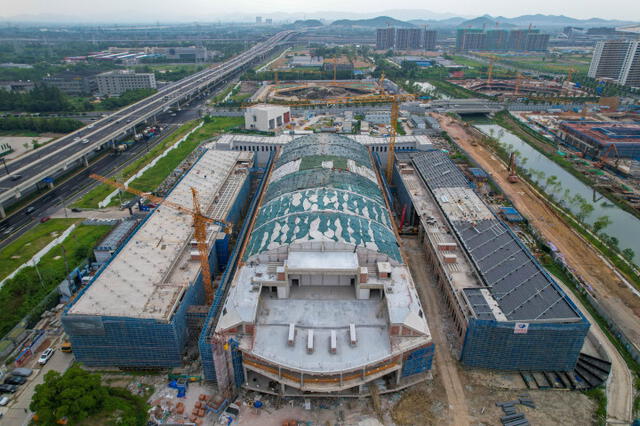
[0,30,293,206]
[436,114,634,423]
[1,341,74,425]
[402,236,470,426]
[0,104,200,250]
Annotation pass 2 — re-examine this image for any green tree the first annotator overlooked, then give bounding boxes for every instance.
[592,215,612,234]
[30,365,108,423]
[577,200,594,223]
[622,248,635,261]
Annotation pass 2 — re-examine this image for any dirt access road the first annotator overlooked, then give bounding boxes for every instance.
[435,114,634,423]
[402,236,470,426]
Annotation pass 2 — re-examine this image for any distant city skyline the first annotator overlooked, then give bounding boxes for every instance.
[1,1,639,23]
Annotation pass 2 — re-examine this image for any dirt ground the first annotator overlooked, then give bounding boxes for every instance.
[389,236,599,426]
[435,114,634,422]
[436,114,640,347]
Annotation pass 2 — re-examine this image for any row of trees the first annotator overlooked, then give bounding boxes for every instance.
[0,116,84,133]
[0,84,71,113]
[495,137,636,263]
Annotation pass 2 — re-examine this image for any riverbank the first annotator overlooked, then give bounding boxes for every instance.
[493,110,640,222]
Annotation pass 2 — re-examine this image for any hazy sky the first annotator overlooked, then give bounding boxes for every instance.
[3,0,639,21]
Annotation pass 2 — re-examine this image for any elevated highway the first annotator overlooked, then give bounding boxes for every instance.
[0,30,295,216]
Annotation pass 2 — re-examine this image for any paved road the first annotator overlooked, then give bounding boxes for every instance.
[0,104,200,250]
[0,31,293,205]
[1,341,74,425]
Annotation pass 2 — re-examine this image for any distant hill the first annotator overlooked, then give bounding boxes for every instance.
[330,16,415,28]
[459,15,516,29]
[408,17,466,27]
[292,19,323,27]
[460,14,636,29]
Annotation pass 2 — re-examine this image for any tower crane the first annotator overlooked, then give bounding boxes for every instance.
[89,173,232,305]
[487,55,497,86]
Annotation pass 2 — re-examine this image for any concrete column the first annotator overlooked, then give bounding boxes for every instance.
[281,383,286,395]
[82,155,89,167]
[0,203,5,219]
[47,181,54,189]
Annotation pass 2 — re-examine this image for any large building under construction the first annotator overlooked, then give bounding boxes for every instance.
[394,150,590,371]
[205,134,433,396]
[62,150,254,367]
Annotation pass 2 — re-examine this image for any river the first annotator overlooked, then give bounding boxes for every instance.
[476,124,640,264]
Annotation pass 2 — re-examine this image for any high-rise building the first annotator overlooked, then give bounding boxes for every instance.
[422,30,437,50]
[589,40,640,87]
[395,28,422,50]
[256,16,262,24]
[456,28,549,52]
[456,29,486,51]
[525,33,550,52]
[485,30,509,51]
[376,27,395,50]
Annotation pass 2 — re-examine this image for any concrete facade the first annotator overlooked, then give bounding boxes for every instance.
[244,104,291,132]
[96,70,157,96]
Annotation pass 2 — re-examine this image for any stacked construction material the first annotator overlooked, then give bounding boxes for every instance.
[496,394,536,426]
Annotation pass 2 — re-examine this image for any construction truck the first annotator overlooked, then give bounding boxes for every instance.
[60,342,72,353]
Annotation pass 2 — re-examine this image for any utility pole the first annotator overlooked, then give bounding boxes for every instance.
[0,158,9,175]
[59,196,68,218]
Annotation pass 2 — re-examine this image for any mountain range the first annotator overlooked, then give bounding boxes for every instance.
[0,10,637,27]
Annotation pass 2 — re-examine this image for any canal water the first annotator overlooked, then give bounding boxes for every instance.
[475,123,640,264]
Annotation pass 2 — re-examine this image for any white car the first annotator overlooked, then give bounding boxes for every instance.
[218,403,240,425]
[82,139,90,144]
[0,396,9,406]
[38,348,54,365]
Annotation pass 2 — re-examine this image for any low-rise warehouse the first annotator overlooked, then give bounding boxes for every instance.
[62,150,254,368]
[204,134,433,396]
[558,121,640,159]
[394,150,589,371]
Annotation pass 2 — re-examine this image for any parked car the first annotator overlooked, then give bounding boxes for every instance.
[10,368,32,377]
[61,342,72,353]
[71,208,81,213]
[0,396,9,406]
[0,384,17,394]
[4,375,26,385]
[38,347,54,365]
[40,216,50,223]
[218,403,240,425]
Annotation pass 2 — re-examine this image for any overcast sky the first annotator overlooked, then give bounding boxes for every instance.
[2,0,639,21]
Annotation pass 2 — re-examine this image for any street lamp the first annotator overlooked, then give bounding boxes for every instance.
[0,158,9,175]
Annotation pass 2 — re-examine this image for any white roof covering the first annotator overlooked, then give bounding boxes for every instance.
[287,251,359,271]
[69,150,253,320]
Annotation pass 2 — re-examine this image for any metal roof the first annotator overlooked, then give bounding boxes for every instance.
[245,134,401,263]
[413,150,581,322]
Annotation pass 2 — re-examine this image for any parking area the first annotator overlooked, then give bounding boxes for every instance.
[0,338,74,425]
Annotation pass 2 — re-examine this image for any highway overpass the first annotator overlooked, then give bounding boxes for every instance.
[0,30,295,217]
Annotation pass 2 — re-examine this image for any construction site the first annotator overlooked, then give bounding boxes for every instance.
[47,65,637,424]
[449,77,590,98]
[251,80,382,103]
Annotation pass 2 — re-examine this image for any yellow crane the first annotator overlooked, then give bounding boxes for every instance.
[487,55,497,85]
[276,93,414,181]
[89,173,232,305]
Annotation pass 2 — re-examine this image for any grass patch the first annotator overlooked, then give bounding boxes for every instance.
[71,120,202,209]
[582,387,607,426]
[0,224,112,336]
[0,218,80,281]
[112,116,243,204]
[427,79,481,99]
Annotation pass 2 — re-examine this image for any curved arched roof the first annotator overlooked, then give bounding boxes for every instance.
[245,134,401,262]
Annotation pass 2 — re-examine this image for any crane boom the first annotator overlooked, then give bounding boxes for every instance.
[90,173,232,305]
